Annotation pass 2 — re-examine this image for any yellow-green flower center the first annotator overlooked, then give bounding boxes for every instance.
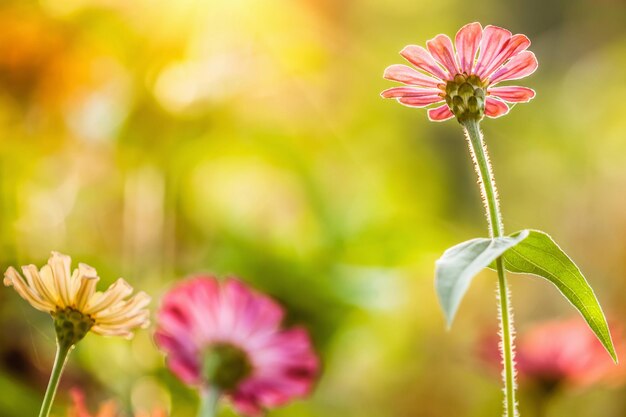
[445,74,488,123]
[53,307,95,348]
[202,343,253,391]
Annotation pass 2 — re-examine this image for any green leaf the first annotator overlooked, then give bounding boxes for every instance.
[495,229,618,363]
[435,230,529,328]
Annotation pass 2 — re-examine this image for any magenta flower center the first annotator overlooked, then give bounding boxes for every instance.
[202,343,253,391]
[444,73,488,123]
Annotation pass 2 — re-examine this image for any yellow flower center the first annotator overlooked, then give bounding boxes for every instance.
[445,74,488,123]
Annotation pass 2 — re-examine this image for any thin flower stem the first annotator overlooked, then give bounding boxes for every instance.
[198,386,220,417]
[38,342,73,417]
[463,119,517,417]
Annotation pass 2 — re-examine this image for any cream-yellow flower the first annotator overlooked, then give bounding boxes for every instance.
[4,251,150,342]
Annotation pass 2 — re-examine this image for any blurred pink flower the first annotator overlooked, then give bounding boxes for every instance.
[516,318,624,388]
[67,389,165,417]
[479,318,625,390]
[154,277,319,417]
[381,22,537,121]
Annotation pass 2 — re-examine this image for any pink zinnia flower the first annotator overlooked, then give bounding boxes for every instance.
[516,319,625,389]
[479,318,625,390]
[154,277,319,417]
[381,22,537,122]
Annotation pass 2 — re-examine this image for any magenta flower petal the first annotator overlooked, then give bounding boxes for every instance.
[237,328,318,407]
[427,104,454,122]
[380,86,442,99]
[484,97,510,118]
[383,64,441,88]
[381,87,444,107]
[455,22,483,74]
[426,34,459,76]
[169,354,202,385]
[398,96,445,108]
[155,276,319,417]
[400,45,448,80]
[230,393,264,417]
[474,25,512,78]
[488,86,536,103]
[489,51,538,84]
[222,278,285,341]
[479,34,531,79]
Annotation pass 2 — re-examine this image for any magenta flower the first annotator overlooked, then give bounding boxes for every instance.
[515,319,625,389]
[479,318,625,390]
[381,22,537,122]
[155,276,319,417]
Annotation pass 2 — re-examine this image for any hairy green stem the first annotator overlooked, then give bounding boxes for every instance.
[198,386,220,417]
[463,119,517,417]
[38,342,73,417]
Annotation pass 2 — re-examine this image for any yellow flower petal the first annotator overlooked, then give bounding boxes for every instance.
[4,267,55,312]
[83,278,133,315]
[73,263,99,311]
[22,264,57,306]
[92,291,151,322]
[95,309,151,329]
[48,252,73,307]
[91,325,134,339]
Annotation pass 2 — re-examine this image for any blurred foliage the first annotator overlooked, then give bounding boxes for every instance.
[1,0,626,416]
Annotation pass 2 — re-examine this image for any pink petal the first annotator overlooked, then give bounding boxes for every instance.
[223,278,285,345]
[400,45,449,81]
[426,34,459,76]
[484,97,510,118]
[381,86,442,99]
[489,51,538,84]
[480,34,531,78]
[397,95,444,108]
[154,329,196,357]
[254,327,319,370]
[488,86,535,103]
[167,356,201,385]
[230,326,319,416]
[231,394,264,417]
[455,22,482,74]
[383,64,441,88]
[474,25,512,78]
[427,104,454,122]
[187,277,222,335]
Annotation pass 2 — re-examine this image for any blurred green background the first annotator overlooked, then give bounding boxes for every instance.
[1,0,626,416]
